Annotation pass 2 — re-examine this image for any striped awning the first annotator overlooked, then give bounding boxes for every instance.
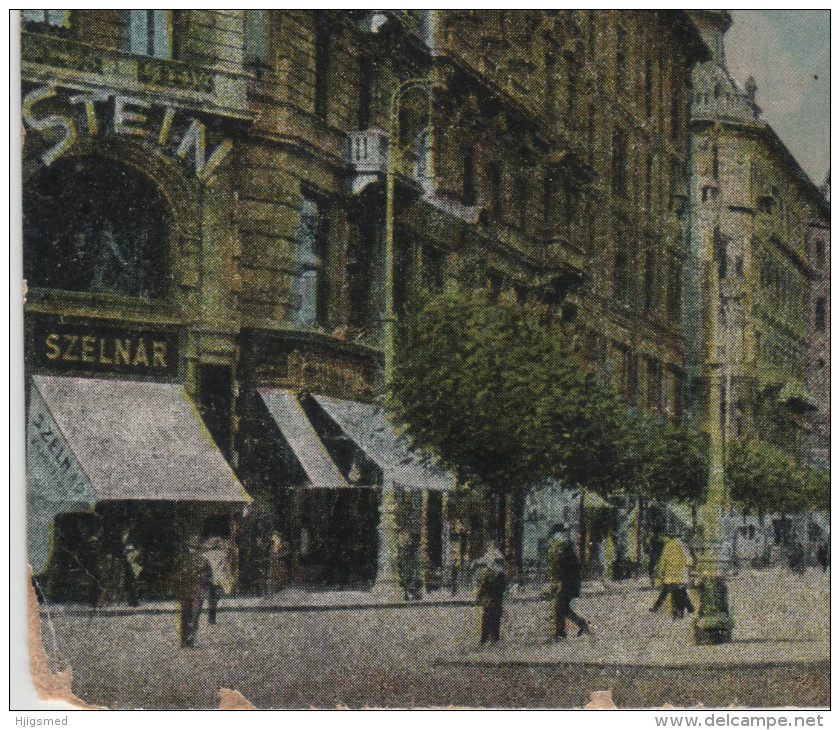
[27,375,250,571]
[312,395,453,491]
[258,389,349,489]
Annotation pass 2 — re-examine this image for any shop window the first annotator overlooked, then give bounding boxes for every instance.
[128,10,172,59]
[22,10,69,28]
[244,9,270,72]
[292,194,329,328]
[815,298,826,331]
[23,156,168,299]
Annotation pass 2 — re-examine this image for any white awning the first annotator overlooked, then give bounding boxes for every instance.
[312,395,453,491]
[27,375,251,571]
[258,389,349,489]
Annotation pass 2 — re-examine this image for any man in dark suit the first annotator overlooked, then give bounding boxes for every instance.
[547,524,591,638]
[475,545,507,644]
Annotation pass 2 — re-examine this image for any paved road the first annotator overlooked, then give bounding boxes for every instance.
[37,569,829,709]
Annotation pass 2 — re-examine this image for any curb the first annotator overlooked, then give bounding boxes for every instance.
[434,658,831,671]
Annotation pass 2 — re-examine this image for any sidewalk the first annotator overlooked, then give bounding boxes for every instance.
[439,568,830,669]
[39,575,650,616]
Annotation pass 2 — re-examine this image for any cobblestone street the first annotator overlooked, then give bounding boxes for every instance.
[38,568,829,709]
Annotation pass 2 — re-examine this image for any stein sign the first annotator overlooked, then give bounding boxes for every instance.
[22,84,232,179]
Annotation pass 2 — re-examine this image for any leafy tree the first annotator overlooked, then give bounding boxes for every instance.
[389,284,626,569]
[725,439,806,515]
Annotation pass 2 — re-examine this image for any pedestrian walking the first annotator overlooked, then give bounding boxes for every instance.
[174,537,210,648]
[650,533,694,618]
[546,525,591,639]
[474,545,507,644]
[122,534,142,608]
[203,536,235,624]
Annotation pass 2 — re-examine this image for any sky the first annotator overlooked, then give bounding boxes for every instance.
[725,10,830,186]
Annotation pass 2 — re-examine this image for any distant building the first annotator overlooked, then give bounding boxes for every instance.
[687,10,830,466]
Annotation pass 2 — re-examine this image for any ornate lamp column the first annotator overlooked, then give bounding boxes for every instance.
[374,76,436,597]
[694,261,734,645]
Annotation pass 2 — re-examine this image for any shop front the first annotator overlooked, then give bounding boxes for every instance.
[27,372,250,602]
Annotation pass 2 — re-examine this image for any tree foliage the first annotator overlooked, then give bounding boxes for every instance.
[390,284,707,504]
[725,438,811,514]
[389,284,627,496]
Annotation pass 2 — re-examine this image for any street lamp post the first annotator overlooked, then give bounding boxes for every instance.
[374,77,436,597]
[694,262,734,645]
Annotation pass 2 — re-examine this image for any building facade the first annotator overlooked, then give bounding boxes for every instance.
[21,10,706,597]
[686,11,830,562]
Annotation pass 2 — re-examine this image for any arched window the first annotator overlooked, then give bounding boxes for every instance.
[23,156,169,299]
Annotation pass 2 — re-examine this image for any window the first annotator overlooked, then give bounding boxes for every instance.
[292,195,329,328]
[615,27,626,93]
[613,233,629,305]
[611,128,628,198]
[587,105,596,167]
[714,227,728,279]
[22,10,69,27]
[544,53,557,118]
[815,298,826,331]
[514,169,529,231]
[645,154,654,209]
[489,162,503,217]
[644,58,653,118]
[314,12,330,120]
[667,254,682,322]
[244,9,270,70]
[23,156,168,299]
[358,55,374,129]
[423,246,446,292]
[462,148,476,206]
[128,10,172,59]
[711,143,719,180]
[646,358,662,411]
[815,240,825,269]
[670,75,682,141]
[566,59,578,126]
[643,246,655,314]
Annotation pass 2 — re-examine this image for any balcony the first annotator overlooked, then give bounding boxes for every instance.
[21,31,250,120]
[345,128,390,193]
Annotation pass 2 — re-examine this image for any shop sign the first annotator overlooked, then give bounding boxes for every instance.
[31,320,179,377]
[22,83,232,178]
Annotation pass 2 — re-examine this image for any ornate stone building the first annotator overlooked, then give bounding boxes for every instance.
[21,10,705,596]
[686,12,830,499]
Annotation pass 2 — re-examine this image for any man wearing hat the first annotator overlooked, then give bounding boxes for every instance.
[546,524,591,638]
[474,543,507,644]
